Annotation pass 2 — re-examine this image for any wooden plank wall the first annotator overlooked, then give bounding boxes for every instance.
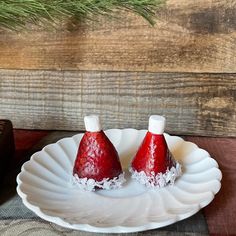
[0,0,236,136]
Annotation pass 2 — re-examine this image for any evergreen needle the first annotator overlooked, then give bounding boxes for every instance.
[0,0,165,30]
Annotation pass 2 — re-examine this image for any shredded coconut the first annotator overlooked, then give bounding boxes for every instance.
[129,162,182,188]
[71,173,126,191]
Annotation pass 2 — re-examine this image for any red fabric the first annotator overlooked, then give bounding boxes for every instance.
[14,129,49,163]
[185,137,236,236]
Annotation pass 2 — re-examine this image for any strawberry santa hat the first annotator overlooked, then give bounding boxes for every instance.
[72,115,125,191]
[130,115,181,188]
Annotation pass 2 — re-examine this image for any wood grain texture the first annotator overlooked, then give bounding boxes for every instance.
[0,69,235,136]
[0,0,235,73]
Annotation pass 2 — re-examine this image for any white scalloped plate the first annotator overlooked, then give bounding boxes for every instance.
[16,129,222,233]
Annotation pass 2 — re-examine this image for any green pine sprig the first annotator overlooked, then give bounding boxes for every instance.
[0,0,165,30]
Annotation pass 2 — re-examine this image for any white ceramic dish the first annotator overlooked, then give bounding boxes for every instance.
[16,129,222,233]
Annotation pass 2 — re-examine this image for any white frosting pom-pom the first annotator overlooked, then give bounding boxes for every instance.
[71,173,126,191]
[84,115,102,132]
[148,115,166,135]
[130,163,182,188]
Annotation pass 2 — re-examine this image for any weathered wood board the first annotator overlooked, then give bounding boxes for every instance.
[0,0,236,136]
[0,0,236,73]
[0,69,235,136]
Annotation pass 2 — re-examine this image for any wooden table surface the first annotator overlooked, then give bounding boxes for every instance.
[0,130,235,236]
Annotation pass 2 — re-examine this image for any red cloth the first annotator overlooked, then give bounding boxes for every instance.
[14,129,49,163]
[186,137,236,235]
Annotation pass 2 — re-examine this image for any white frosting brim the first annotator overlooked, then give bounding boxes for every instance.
[130,163,182,188]
[72,173,126,191]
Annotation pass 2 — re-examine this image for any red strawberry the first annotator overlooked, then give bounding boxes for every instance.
[130,115,181,187]
[73,115,124,190]
[73,130,122,181]
[131,131,175,175]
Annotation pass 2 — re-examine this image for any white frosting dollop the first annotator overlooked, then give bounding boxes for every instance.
[148,115,166,135]
[84,115,102,132]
